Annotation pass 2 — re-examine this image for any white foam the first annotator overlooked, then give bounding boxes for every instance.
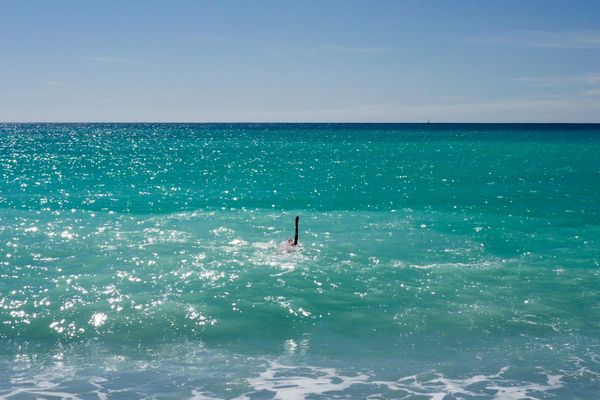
[228,238,248,246]
[236,362,564,400]
[245,240,307,275]
[89,312,107,327]
[238,361,369,400]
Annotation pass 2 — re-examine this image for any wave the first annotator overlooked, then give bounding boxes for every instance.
[0,357,567,400]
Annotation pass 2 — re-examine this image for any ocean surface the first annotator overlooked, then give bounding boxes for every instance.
[1,123,599,399]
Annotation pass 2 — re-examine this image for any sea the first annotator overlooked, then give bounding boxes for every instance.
[0,123,599,399]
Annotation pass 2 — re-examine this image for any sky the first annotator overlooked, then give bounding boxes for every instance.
[1,0,600,122]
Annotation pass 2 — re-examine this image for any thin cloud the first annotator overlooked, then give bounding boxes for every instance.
[323,44,394,54]
[325,96,600,123]
[438,95,466,102]
[186,34,237,45]
[83,56,131,64]
[512,73,600,87]
[582,89,600,96]
[46,80,66,87]
[155,95,599,123]
[470,30,600,49]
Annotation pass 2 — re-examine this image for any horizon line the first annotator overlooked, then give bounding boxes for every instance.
[2,121,600,125]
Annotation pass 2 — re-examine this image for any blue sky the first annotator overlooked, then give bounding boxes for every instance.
[1,0,600,122]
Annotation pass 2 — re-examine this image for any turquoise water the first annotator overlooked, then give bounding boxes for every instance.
[1,123,599,399]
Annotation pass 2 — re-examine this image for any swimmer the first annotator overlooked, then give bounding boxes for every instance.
[280,216,300,252]
[288,215,299,246]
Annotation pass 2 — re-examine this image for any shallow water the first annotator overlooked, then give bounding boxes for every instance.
[1,123,599,399]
